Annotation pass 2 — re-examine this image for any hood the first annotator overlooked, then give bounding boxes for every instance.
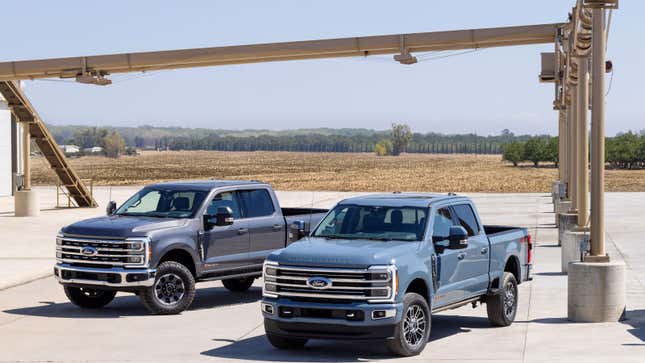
[61,216,189,238]
[271,237,421,268]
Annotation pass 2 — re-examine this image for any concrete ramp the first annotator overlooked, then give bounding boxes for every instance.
[0,81,96,207]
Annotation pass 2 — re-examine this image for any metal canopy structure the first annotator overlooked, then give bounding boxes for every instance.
[0,23,560,82]
[0,1,616,265]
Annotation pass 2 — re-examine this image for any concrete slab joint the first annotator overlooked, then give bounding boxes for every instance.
[568,261,626,323]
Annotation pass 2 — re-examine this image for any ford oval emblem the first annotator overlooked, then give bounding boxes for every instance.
[81,246,98,256]
[307,276,332,290]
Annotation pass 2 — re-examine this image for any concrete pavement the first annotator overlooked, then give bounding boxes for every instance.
[0,187,644,362]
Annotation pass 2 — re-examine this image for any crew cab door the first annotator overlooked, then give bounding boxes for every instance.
[431,206,466,307]
[202,191,251,270]
[451,203,490,296]
[237,189,285,264]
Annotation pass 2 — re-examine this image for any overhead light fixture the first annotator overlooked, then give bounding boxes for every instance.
[75,74,112,86]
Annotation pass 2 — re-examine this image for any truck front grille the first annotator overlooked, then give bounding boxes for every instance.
[56,236,149,268]
[262,263,396,303]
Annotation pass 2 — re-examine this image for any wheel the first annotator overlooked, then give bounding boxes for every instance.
[486,272,518,327]
[140,261,196,315]
[386,293,431,356]
[265,333,308,350]
[222,277,255,292]
[64,286,116,309]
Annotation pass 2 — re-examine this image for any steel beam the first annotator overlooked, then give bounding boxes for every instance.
[0,23,561,81]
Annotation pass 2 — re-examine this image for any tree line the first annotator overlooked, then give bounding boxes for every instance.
[502,131,645,170]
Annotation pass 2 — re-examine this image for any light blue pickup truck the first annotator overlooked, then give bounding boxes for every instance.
[261,193,532,356]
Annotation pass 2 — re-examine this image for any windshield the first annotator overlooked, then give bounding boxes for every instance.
[313,204,428,241]
[114,188,208,218]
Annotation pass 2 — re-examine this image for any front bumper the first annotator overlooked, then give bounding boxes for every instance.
[261,297,403,340]
[54,263,156,289]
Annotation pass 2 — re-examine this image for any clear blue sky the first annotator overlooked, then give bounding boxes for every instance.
[1,1,642,136]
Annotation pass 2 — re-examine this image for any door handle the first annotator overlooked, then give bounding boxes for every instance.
[272,224,283,231]
[481,247,488,254]
[237,228,248,235]
[457,252,466,260]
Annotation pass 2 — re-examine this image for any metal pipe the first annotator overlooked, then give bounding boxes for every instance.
[21,122,31,190]
[576,56,590,228]
[590,8,606,257]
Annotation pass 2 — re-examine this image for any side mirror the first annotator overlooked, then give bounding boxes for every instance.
[448,226,469,249]
[290,220,306,241]
[204,206,234,230]
[106,201,117,216]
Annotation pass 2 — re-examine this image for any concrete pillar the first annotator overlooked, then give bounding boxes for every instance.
[558,211,576,249]
[568,261,626,322]
[558,110,567,186]
[575,56,590,228]
[561,230,586,273]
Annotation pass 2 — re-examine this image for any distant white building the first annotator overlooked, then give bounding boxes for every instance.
[83,146,103,154]
[59,145,80,154]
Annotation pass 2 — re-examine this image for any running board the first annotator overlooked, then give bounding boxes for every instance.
[432,296,481,313]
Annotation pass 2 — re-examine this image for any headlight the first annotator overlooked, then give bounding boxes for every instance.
[56,231,63,246]
[367,265,397,303]
[262,260,279,298]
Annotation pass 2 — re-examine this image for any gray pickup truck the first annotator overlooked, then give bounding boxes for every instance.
[54,180,326,314]
[261,193,532,356]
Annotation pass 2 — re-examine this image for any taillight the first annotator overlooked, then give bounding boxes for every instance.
[526,234,533,264]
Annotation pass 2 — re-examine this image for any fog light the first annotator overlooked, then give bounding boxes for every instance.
[371,289,390,297]
[127,256,142,263]
[264,283,277,292]
[372,309,396,320]
[261,303,274,315]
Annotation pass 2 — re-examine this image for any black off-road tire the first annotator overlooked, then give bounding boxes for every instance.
[222,277,255,292]
[486,272,518,327]
[140,261,196,315]
[386,292,431,357]
[266,333,308,350]
[64,286,117,309]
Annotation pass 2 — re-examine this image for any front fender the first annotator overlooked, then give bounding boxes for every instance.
[150,238,200,270]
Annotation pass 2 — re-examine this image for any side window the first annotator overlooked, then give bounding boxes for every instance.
[432,207,454,242]
[452,204,480,236]
[238,189,276,218]
[207,192,241,219]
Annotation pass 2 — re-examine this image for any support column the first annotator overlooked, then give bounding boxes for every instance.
[14,121,39,217]
[558,110,567,182]
[568,84,578,213]
[575,56,589,228]
[568,5,625,324]
[21,122,31,190]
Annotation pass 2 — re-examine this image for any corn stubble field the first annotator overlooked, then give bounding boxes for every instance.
[32,151,645,192]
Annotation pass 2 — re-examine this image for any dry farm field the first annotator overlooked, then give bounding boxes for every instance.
[32,151,645,192]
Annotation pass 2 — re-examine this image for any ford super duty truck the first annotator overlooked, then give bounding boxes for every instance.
[55,180,326,314]
[261,193,532,356]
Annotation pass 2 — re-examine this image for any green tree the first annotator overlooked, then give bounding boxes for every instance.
[523,137,547,167]
[502,142,525,166]
[390,123,412,156]
[102,131,126,158]
[374,139,393,156]
[545,136,559,167]
[607,132,639,169]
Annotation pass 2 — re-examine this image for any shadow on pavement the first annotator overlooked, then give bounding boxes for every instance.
[2,286,262,319]
[623,309,645,345]
[202,315,491,361]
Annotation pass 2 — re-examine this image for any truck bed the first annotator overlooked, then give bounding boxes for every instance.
[484,225,531,284]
